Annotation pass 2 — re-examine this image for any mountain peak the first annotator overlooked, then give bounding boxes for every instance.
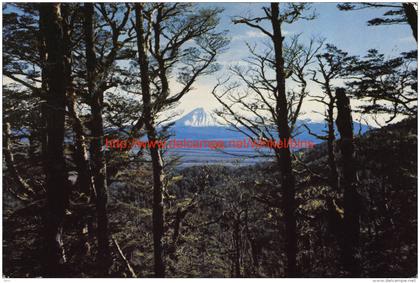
[175,107,222,127]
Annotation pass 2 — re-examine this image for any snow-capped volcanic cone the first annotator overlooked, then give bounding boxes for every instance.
[174,107,223,127]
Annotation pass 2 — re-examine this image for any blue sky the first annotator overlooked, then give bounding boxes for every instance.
[4,3,416,125]
[174,2,417,123]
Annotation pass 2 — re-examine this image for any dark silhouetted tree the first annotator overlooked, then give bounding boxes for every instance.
[337,3,417,42]
[346,49,417,123]
[335,88,361,276]
[133,3,227,277]
[39,3,70,276]
[213,3,316,276]
[306,45,356,192]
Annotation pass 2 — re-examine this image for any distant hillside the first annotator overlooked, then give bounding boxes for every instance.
[301,117,417,168]
[166,107,372,166]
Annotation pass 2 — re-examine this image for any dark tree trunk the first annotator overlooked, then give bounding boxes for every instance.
[148,133,166,277]
[244,209,259,276]
[170,208,183,255]
[38,16,48,175]
[62,5,95,199]
[62,4,95,250]
[326,86,339,192]
[90,93,111,272]
[327,117,338,191]
[233,216,241,277]
[270,3,297,277]
[402,3,417,42]
[84,3,111,273]
[135,4,165,277]
[335,88,361,275]
[169,206,193,260]
[39,3,69,276]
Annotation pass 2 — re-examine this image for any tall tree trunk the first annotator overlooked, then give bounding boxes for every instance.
[148,125,166,277]
[244,209,259,276]
[270,3,298,277]
[84,3,111,273]
[62,4,95,252]
[62,4,95,199]
[39,3,69,276]
[327,114,338,192]
[335,88,361,275]
[135,4,165,277]
[402,3,417,42]
[233,215,241,277]
[326,86,338,192]
[38,8,48,175]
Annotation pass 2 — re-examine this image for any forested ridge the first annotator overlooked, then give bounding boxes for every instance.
[2,2,417,278]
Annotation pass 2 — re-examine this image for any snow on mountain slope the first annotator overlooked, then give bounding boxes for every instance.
[170,107,371,142]
[175,107,223,127]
